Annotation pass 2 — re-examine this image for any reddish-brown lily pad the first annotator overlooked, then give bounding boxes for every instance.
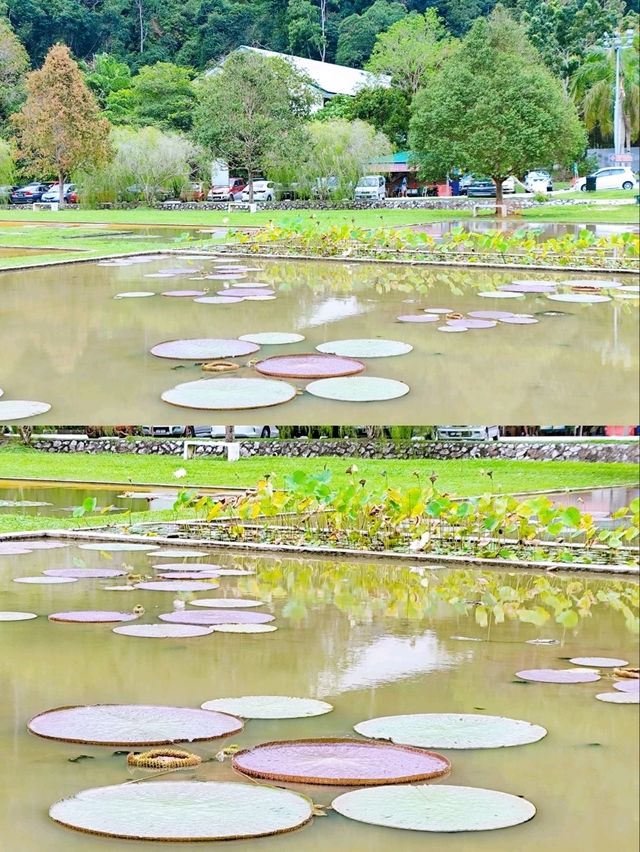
[43,568,126,579]
[516,668,601,683]
[159,610,275,625]
[28,704,243,745]
[150,339,259,360]
[256,353,365,379]
[232,738,450,786]
[48,611,140,624]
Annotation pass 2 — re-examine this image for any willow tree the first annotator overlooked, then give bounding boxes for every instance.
[0,15,29,127]
[410,9,586,210]
[12,43,111,205]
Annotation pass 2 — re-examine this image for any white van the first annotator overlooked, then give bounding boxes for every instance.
[354,175,387,200]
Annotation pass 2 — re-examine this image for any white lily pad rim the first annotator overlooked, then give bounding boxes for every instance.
[0,400,51,420]
[0,611,38,621]
[148,549,209,557]
[569,656,629,668]
[113,624,215,638]
[547,293,611,303]
[477,291,524,299]
[239,332,305,345]
[316,339,413,358]
[354,713,547,749]
[331,784,537,833]
[201,696,333,719]
[306,376,410,402]
[114,291,156,299]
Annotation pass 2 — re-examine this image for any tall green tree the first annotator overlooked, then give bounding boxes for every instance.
[348,86,410,148]
[410,9,587,208]
[130,62,196,131]
[366,9,454,96]
[336,0,405,67]
[12,43,111,205]
[84,52,131,106]
[193,50,314,200]
[0,14,29,126]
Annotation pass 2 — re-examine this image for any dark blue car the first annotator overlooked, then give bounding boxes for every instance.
[9,183,51,204]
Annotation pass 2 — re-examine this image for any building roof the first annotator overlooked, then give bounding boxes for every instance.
[234,46,390,97]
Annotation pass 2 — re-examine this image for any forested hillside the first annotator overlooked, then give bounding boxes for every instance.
[3,0,638,71]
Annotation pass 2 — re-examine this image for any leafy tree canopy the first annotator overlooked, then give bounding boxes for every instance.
[336,0,406,67]
[0,14,29,126]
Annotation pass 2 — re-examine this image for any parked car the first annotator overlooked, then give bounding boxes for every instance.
[467,177,515,197]
[436,425,500,440]
[208,178,247,202]
[180,182,205,202]
[9,183,51,204]
[354,175,387,200]
[241,180,276,202]
[209,425,280,439]
[575,167,638,191]
[141,426,195,437]
[41,183,77,203]
[524,170,553,192]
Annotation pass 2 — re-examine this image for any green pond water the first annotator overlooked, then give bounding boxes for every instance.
[0,541,638,850]
[0,256,637,424]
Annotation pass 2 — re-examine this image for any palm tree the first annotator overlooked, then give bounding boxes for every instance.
[570,32,639,150]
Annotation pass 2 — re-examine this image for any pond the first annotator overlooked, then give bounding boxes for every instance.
[0,255,637,424]
[407,220,640,240]
[1,541,637,850]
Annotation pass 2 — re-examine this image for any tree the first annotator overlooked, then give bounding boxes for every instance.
[366,9,454,97]
[571,30,639,147]
[296,118,391,198]
[0,139,16,196]
[0,15,29,126]
[409,9,587,209]
[349,86,410,148]
[129,62,196,131]
[12,43,111,206]
[287,0,323,58]
[84,52,131,106]
[193,51,314,201]
[336,0,405,68]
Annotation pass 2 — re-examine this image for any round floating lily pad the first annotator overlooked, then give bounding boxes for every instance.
[231,281,270,288]
[396,314,439,323]
[245,294,277,301]
[516,668,601,683]
[150,339,259,360]
[194,296,244,304]
[239,332,305,345]
[477,291,524,299]
[256,353,364,379]
[0,401,51,420]
[29,704,243,746]
[157,572,221,580]
[19,541,69,550]
[447,319,497,329]
[43,568,126,579]
[306,376,410,402]
[565,279,621,289]
[317,339,412,358]
[618,284,640,293]
[499,316,539,324]
[190,598,264,608]
[438,325,467,333]
[161,290,206,297]
[148,549,209,558]
[114,291,156,299]
[354,713,547,749]
[160,610,275,625]
[162,378,297,411]
[103,585,136,591]
[331,784,536,833]
[48,781,312,841]
[152,561,220,570]
[570,656,629,668]
[0,611,38,621]
[49,611,140,624]
[613,680,640,693]
[79,543,154,552]
[217,288,275,298]
[212,624,277,633]
[113,624,215,639]
[467,310,515,319]
[215,568,256,576]
[0,544,33,554]
[201,696,333,719]
[14,576,78,585]
[501,283,556,293]
[205,273,247,280]
[595,692,639,704]
[136,581,219,592]
[232,738,450,785]
[423,308,453,314]
[547,293,611,304]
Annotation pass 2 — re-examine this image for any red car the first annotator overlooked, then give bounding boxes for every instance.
[207,178,247,202]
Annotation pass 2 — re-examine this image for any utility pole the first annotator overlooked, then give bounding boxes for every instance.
[602,29,635,157]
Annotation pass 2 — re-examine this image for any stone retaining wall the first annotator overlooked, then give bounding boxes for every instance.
[23,437,639,464]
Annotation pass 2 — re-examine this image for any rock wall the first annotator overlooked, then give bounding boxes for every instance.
[23,437,639,464]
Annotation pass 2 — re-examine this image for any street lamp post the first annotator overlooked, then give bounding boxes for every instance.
[602,29,635,157]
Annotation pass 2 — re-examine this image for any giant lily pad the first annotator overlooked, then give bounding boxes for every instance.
[161,290,206,298]
[17,541,69,550]
[239,333,305,345]
[148,549,209,558]
[447,319,497,329]
[317,339,412,358]
[194,295,244,304]
[437,326,467,333]
[569,656,628,668]
[331,784,536,832]
[232,739,450,785]
[161,378,297,411]
[212,624,277,633]
[467,310,515,319]
[113,624,215,639]
[190,598,264,608]
[396,314,439,323]
[0,611,38,621]
[49,611,140,624]
[0,401,51,420]
[29,704,243,745]
[501,282,556,293]
[48,781,312,840]
[477,291,524,299]
[306,377,410,402]
[160,610,275,625]
[499,316,539,324]
[547,293,611,304]
[79,543,154,552]
[136,581,219,592]
[256,353,364,379]
[152,561,220,570]
[201,696,333,719]
[565,279,621,289]
[14,576,78,584]
[595,692,639,704]
[156,572,221,580]
[516,668,601,683]
[217,288,275,298]
[150,339,259,360]
[215,568,256,576]
[613,681,640,694]
[354,713,547,749]
[43,568,126,579]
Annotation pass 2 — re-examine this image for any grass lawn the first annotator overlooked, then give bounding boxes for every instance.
[1,445,636,496]
[521,203,638,224]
